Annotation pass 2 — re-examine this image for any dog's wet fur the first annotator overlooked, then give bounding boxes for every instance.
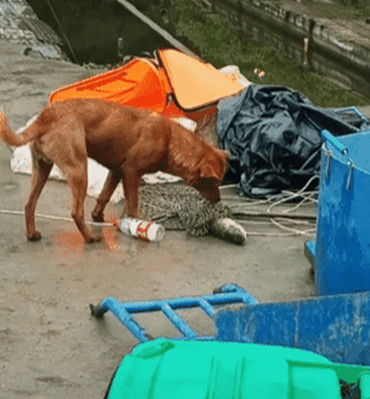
[0,99,228,243]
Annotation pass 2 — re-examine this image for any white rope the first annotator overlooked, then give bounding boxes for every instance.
[230,175,319,237]
[266,175,319,213]
[0,175,319,238]
[0,209,112,226]
[269,218,315,236]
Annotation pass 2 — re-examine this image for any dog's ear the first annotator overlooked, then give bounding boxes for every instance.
[219,149,230,159]
[199,163,220,181]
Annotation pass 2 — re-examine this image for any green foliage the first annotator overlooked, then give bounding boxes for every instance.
[171,0,367,107]
[338,0,367,8]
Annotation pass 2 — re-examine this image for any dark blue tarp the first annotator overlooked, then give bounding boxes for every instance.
[217,85,369,198]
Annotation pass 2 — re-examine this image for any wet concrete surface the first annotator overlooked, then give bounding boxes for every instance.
[0,37,366,398]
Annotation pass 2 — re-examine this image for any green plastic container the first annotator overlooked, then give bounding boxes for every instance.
[106,339,370,398]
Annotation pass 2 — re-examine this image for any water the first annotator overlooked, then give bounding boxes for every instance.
[26,0,172,65]
[25,0,368,107]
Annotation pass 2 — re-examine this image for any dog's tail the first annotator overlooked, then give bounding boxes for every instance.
[0,112,44,147]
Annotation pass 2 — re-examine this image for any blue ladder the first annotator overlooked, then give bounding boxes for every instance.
[90,284,258,342]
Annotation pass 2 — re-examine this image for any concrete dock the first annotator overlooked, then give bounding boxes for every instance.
[0,37,321,398]
[1,0,370,392]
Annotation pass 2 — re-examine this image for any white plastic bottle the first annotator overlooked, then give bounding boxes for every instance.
[115,218,165,242]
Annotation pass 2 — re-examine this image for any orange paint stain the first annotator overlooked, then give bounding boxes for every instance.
[53,231,85,254]
[102,226,120,252]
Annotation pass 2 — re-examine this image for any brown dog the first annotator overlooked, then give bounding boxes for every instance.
[0,99,228,243]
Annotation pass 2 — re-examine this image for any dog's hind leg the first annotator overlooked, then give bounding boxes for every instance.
[91,170,121,222]
[62,162,102,243]
[25,156,53,241]
[43,123,101,243]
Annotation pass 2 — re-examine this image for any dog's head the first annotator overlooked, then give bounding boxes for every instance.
[189,149,229,203]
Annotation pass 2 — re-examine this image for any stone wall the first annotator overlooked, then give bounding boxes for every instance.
[212,0,369,76]
[0,0,66,59]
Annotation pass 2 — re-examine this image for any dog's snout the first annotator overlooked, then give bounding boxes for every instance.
[191,177,222,204]
[199,187,221,203]
[208,191,220,203]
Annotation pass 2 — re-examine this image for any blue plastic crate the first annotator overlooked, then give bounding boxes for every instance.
[216,290,370,365]
[309,128,370,295]
[91,286,369,365]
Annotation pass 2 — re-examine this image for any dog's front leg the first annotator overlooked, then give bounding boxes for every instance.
[92,170,121,222]
[121,164,141,218]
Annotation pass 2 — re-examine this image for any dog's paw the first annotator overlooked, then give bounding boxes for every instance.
[27,231,42,241]
[85,234,102,244]
[91,211,104,223]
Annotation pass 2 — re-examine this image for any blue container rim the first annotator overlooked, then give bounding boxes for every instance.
[321,129,370,176]
[216,290,370,308]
